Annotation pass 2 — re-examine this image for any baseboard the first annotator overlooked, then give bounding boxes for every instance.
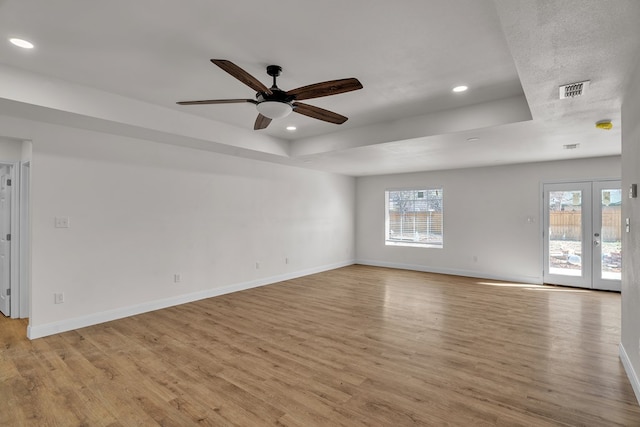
[619,343,640,406]
[356,259,541,285]
[27,259,355,340]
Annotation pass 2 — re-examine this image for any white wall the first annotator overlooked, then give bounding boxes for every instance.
[620,57,640,404]
[0,114,355,338]
[356,156,621,283]
[0,136,23,161]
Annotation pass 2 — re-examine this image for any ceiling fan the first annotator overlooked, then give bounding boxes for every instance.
[177,59,363,130]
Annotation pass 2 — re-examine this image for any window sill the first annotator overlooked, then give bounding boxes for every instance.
[385,241,443,249]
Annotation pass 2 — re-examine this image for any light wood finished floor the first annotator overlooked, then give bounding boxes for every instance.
[2,265,640,426]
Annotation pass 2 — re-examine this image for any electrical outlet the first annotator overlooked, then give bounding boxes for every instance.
[55,217,70,228]
[174,274,181,283]
[255,262,260,269]
[285,257,289,265]
[54,292,64,304]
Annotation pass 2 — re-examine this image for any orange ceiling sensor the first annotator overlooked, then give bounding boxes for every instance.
[595,120,613,130]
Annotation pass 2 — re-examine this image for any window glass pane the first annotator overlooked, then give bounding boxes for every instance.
[386,188,443,248]
[547,190,582,276]
[600,189,621,280]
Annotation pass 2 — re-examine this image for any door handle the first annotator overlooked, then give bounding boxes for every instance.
[594,239,600,246]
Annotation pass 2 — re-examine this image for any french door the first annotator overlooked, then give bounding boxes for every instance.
[543,180,621,291]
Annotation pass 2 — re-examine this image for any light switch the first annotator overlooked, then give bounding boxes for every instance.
[54,292,64,304]
[55,217,70,228]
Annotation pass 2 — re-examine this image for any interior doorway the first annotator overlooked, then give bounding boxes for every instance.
[543,180,622,291]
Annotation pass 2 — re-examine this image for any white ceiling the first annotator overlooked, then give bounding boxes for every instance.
[0,0,638,176]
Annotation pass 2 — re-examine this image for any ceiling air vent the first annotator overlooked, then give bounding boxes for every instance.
[559,81,589,99]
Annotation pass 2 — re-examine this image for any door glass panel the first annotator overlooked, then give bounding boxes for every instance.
[548,190,582,277]
[599,188,622,281]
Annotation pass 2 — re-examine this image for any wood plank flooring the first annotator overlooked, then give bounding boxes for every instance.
[2,265,639,426]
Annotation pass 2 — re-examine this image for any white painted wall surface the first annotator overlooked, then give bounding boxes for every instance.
[356,157,621,284]
[620,57,640,404]
[0,136,23,161]
[0,115,355,338]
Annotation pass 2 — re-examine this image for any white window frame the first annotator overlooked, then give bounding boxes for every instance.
[385,188,443,248]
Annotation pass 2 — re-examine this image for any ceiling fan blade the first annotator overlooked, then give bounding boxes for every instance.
[254,114,272,130]
[287,78,362,101]
[293,102,348,124]
[177,99,257,105]
[211,59,272,95]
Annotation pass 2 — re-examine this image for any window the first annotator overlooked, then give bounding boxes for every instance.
[385,188,443,248]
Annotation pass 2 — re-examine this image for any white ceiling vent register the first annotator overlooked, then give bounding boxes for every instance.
[559,81,590,99]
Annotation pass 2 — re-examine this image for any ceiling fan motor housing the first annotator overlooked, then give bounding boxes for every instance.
[259,65,295,112]
[257,89,293,103]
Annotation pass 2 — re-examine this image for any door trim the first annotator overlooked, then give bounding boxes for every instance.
[18,161,30,318]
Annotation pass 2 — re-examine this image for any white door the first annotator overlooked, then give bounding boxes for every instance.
[543,180,621,291]
[0,165,12,316]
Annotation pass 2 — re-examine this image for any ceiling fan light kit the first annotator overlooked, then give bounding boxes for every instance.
[256,101,292,119]
[178,59,363,130]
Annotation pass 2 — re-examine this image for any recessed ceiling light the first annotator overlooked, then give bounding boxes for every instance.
[9,38,34,49]
[286,126,297,131]
[452,85,468,93]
